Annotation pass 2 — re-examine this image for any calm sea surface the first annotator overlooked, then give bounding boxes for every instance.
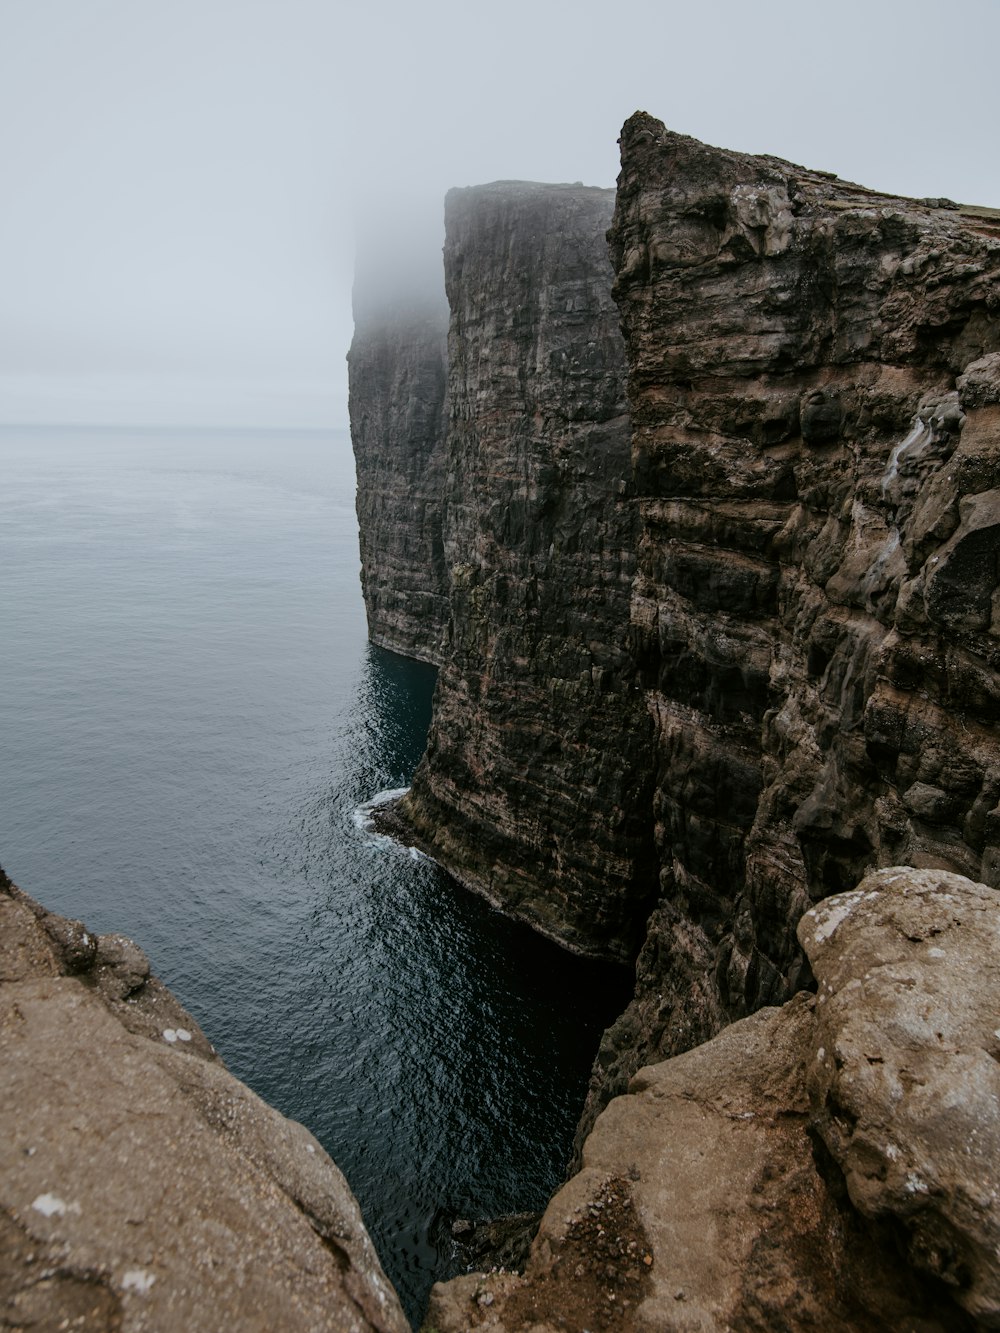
[0,425,630,1322]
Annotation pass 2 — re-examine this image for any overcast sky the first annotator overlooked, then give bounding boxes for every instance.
[2,0,998,428]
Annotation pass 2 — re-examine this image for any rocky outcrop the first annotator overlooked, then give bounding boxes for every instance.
[0,870,409,1333]
[575,114,1000,1131]
[425,867,1000,1331]
[348,246,450,663]
[391,181,658,962]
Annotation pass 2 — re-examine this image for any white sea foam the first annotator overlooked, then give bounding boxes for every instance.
[351,786,438,867]
[351,786,411,832]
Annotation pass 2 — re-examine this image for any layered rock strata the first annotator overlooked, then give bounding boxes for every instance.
[576,114,1000,1129]
[353,128,1000,1133]
[0,870,408,1333]
[426,868,1000,1332]
[393,182,659,961]
[348,252,450,663]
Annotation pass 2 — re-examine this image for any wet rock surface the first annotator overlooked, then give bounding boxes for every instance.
[0,869,409,1333]
[425,867,995,1332]
[395,181,658,962]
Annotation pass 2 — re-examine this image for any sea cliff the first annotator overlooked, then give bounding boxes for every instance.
[351,116,1000,1138]
[584,113,1000,1130]
[350,114,1000,1327]
[358,181,659,961]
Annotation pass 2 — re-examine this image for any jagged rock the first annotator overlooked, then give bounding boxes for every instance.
[425,867,996,1331]
[0,871,409,1333]
[574,113,1000,1131]
[391,181,658,962]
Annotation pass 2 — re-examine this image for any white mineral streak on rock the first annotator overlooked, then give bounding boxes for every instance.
[31,1193,78,1218]
[882,419,928,495]
[122,1269,156,1294]
[810,891,863,943]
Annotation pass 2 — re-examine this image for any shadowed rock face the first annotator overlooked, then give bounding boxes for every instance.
[426,868,998,1333]
[348,256,450,664]
[578,113,1000,1132]
[396,181,659,962]
[0,871,409,1333]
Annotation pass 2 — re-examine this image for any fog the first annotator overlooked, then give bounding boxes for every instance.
[2,0,998,428]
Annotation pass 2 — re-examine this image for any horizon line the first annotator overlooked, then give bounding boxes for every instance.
[0,419,351,435]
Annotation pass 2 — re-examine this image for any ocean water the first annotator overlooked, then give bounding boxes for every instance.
[0,425,631,1323]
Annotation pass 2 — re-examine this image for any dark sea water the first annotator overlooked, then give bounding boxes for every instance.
[0,425,631,1323]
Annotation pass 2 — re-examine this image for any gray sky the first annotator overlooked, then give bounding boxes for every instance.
[2,0,998,428]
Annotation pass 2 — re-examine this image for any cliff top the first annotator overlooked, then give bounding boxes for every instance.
[620,110,1000,226]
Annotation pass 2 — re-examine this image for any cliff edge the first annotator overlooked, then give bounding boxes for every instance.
[0,870,409,1333]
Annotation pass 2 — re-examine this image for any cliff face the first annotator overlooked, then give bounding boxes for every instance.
[349,119,1000,1174]
[0,872,409,1333]
[396,182,658,961]
[348,261,450,663]
[580,114,1000,1122]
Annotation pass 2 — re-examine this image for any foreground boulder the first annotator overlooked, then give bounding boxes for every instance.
[0,872,409,1333]
[426,867,998,1331]
[803,868,1000,1326]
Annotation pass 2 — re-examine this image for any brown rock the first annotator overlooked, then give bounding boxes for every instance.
[800,866,1000,1326]
[0,873,409,1333]
[575,113,1000,1128]
[428,867,995,1331]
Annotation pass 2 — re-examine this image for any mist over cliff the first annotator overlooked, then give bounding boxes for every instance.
[349,111,1000,1329]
